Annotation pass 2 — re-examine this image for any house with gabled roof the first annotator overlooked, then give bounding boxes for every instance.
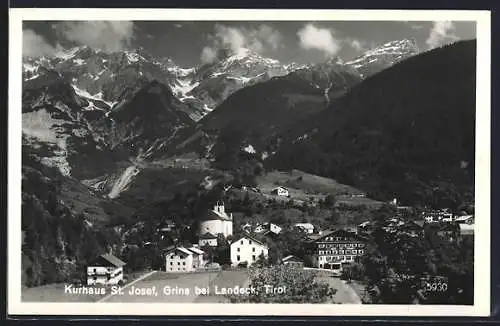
[157,219,176,233]
[165,246,196,273]
[281,255,304,269]
[459,223,474,238]
[198,232,218,247]
[271,186,289,197]
[87,253,126,285]
[187,246,206,269]
[295,222,315,234]
[230,234,268,267]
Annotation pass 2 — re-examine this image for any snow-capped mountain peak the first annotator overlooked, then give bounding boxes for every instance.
[345,38,419,78]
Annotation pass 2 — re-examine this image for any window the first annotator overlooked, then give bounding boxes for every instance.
[237,255,240,261]
[237,248,240,252]
[252,255,256,261]
[352,250,357,254]
[170,262,173,265]
[178,262,180,265]
[241,240,244,244]
[183,262,186,266]
[252,247,255,252]
[346,250,351,254]
[359,250,364,254]
[249,240,252,244]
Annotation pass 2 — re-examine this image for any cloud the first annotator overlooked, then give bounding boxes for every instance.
[297,24,341,56]
[200,46,217,64]
[55,21,135,52]
[200,23,283,63]
[23,29,62,58]
[409,23,426,30]
[426,21,459,49]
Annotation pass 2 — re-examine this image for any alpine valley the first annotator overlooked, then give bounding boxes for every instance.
[20,38,476,288]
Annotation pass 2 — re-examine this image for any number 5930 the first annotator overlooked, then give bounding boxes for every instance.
[425,282,448,292]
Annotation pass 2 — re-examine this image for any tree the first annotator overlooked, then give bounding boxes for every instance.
[322,194,337,208]
[229,265,337,303]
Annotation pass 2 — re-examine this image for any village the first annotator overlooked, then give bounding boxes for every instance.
[82,182,475,304]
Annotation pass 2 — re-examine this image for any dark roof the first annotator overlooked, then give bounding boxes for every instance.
[199,232,217,239]
[200,210,232,222]
[311,229,369,243]
[282,255,303,263]
[232,234,266,246]
[413,220,426,228]
[91,253,126,267]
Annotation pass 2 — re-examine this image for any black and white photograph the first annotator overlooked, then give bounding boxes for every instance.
[8,9,491,317]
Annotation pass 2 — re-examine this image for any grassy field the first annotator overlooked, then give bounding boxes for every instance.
[194,270,250,303]
[256,170,382,207]
[101,270,224,303]
[21,270,155,303]
[22,284,106,302]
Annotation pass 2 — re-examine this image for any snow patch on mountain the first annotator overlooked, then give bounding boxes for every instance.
[171,79,199,101]
[23,63,38,73]
[55,46,81,60]
[242,144,256,154]
[71,85,114,108]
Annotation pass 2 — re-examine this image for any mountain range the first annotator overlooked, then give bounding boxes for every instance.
[20,37,476,286]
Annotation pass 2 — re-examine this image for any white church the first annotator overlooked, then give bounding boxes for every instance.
[198,202,233,246]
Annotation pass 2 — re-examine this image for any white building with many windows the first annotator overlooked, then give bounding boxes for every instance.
[164,246,206,273]
[230,235,268,267]
[311,229,370,271]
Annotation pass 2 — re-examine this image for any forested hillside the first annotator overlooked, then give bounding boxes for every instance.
[269,40,476,208]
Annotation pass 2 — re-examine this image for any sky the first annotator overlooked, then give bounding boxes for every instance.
[22,20,476,68]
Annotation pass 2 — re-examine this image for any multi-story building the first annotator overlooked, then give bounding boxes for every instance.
[164,246,206,273]
[87,253,126,286]
[230,235,268,267]
[310,229,370,271]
